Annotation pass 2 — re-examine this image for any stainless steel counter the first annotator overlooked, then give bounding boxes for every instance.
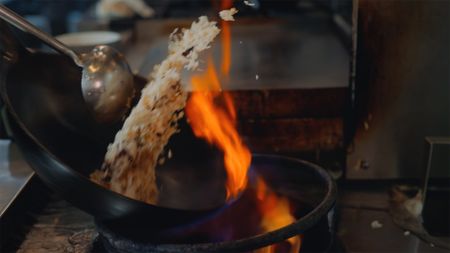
[0,140,33,217]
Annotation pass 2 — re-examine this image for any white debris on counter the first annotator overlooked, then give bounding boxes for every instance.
[219,8,238,21]
[403,195,423,217]
[403,230,411,236]
[370,220,383,229]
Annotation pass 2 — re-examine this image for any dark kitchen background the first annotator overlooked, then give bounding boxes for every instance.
[0,0,449,252]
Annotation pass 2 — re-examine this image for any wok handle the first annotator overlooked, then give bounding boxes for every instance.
[0,5,83,67]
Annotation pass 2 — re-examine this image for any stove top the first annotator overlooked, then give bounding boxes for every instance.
[7,194,342,253]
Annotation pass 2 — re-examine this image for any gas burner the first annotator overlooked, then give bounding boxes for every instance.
[96,214,339,253]
[95,209,338,253]
[96,207,338,253]
[90,155,337,253]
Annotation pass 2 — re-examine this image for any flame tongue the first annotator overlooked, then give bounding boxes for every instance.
[186,3,302,251]
[255,178,302,253]
[186,0,250,200]
[186,59,251,199]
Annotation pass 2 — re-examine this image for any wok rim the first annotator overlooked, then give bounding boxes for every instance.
[98,154,337,252]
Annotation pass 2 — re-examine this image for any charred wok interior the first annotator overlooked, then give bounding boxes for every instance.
[1,0,449,253]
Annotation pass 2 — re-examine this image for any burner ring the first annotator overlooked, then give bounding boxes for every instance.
[96,154,337,253]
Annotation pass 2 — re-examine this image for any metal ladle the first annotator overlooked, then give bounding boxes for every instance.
[0,5,135,123]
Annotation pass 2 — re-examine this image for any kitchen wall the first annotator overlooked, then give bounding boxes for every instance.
[347,0,450,179]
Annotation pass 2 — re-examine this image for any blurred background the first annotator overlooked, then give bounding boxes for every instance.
[0,0,351,35]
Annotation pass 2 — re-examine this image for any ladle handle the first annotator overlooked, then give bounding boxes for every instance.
[0,5,83,66]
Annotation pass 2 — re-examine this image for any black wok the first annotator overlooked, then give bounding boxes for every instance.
[0,20,229,228]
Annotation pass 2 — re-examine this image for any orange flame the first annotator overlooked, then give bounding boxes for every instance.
[185,0,250,199]
[220,0,233,75]
[187,2,301,251]
[221,0,233,9]
[185,59,251,199]
[255,178,302,253]
[221,20,231,75]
